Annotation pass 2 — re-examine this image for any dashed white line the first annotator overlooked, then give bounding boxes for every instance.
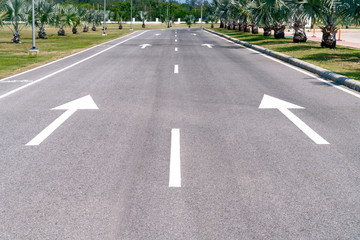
[175,47,178,52]
[0,80,33,83]
[174,65,179,74]
[169,128,181,187]
[175,39,178,42]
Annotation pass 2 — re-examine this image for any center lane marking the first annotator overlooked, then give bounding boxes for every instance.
[169,128,181,187]
[175,47,178,52]
[174,65,179,74]
[175,39,178,42]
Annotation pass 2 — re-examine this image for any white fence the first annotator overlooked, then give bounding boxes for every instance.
[108,18,204,25]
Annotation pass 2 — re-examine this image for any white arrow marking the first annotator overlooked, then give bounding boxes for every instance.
[26,95,98,146]
[139,44,152,49]
[169,128,181,187]
[201,44,213,48]
[259,94,329,145]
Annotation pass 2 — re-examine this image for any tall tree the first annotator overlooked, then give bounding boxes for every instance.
[32,0,56,38]
[3,0,29,43]
[295,0,349,48]
[138,10,148,28]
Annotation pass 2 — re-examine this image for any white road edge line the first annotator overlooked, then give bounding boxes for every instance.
[0,30,140,83]
[174,64,179,74]
[169,128,181,187]
[0,31,147,100]
[247,48,360,99]
[203,30,360,99]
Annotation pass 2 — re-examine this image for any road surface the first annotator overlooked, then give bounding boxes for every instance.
[1,28,360,239]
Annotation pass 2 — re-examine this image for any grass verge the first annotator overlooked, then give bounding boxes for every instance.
[0,23,212,79]
[212,28,360,81]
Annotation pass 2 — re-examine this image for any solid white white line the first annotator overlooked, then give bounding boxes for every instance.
[247,48,360,99]
[0,31,140,83]
[26,109,77,146]
[169,128,181,187]
[279,108,329,144]
[174,64,179,74]
[204,29,360,99]
[175,47,178,52]
[0,31,147,100]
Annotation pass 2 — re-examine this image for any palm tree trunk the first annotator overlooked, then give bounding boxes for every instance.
[83,23,89,32]
[72,26,77,34]
[263,25,271,36]
[293,19,307,43]
[238,22,243,31]
[243,21,250,32]
[251,22,258,34]
[58,25,65,35]
[220,20,224,28]
[142,20,145,28]
[320,20,338,48]
[273,23,285,39]
[119,22,123,29]
[12,23,20,43]
[38,23,46,39]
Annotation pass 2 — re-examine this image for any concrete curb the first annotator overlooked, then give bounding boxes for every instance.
[204,28,360,92]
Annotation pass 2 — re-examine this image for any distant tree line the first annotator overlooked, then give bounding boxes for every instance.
[0,0,213,43]
[213,0,360,48]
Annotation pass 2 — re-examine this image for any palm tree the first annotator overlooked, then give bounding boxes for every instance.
[214,0,231,28]
[112,7,125,29]
[32,0,55,39]
[3,0,29,43]
[88,8,101,31]
[296,0,349,48]
[271,1,290,38]
[207,14,219,28]
[184,14,195,28]
[250,0,274,36]
[71,6,87,34]
[251,0,289,38]
[138,11,148,28]
[53,4,73,36]
[231,0,252,32]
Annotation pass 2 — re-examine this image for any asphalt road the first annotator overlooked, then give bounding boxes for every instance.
[1,28,360,239]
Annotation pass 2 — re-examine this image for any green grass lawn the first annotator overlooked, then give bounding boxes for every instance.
[212,28,360,81]
[0,23,213,79]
